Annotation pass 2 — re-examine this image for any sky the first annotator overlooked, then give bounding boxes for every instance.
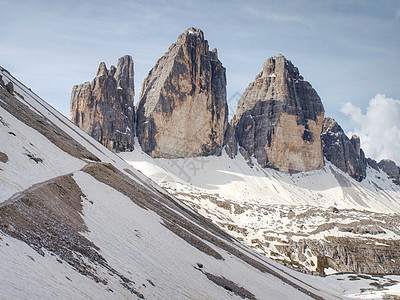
[1,0,400,164]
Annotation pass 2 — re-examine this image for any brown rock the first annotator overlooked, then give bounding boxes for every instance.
[70,55,135,152]
[136,27,228,158]
[233,54,324,172]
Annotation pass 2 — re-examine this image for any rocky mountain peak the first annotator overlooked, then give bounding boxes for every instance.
[321,117,367,181]
[378,159,400,185]
[233,55,324,172]
[179,27,205,42]
[114,55,135,102]
[136,27,228,158]
[70,55,135,152]
[96,62,108,77]
[261,54,300,80]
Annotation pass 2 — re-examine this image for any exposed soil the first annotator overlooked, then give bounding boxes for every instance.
[0,173,143,298]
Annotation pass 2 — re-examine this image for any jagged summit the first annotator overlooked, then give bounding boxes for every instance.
[136,27,228,158]
[70,55,135,152]
[321,117,367,181]
[233,54,325,172]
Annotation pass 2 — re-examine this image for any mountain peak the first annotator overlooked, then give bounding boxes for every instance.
[136,28,227,158]
[261,54,301,81]
[71,55,135,152]
[234,55,324,172]
[96,62,108,77]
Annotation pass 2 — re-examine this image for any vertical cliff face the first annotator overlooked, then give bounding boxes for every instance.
[233,55,325,172]
[70,55,135,152]
[136,27,228,158]
[321,117,367,181]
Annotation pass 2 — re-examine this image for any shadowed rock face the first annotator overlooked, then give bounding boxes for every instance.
[233,55,325,172]
[136,27,228,158]
[378,159,400,185]
[70,55,135,152]
[322,117,367,181]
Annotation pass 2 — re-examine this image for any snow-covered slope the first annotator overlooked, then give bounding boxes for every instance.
[0,68,334,299]
[121,139,400,277]
[2,67,400,299]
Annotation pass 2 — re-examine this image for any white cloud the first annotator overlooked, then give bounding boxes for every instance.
[341,94,400,165]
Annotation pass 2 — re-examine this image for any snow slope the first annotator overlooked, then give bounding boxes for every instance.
[0,67,334,299]
[121,138,400,280]
[1,67,400,299]
[121,148,400,214]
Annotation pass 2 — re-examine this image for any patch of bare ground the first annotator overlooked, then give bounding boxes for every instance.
[194,266,256,300]
[84,163,324,300]
[0,151,8,163]
[0,173,143,298]
[0,88,99,162]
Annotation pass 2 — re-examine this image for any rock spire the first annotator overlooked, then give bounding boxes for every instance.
[70,55,135,152]
[136,27,228,158]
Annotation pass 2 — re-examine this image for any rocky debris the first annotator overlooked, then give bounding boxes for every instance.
[0,151,8,163]
[322,117,367,181]
[378,159,400,185]
[70,55,135,152]
[279,236,400,275]
[233,54,325,172]
[136,27,228,158]
[5,82,14,94]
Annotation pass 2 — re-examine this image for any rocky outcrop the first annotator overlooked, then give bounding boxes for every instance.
[223,123,237,158]
[136,27,228,158]
[70,55,135,152]
[378,159,400,185]
[322,117,367,181]
[232,55,324,172]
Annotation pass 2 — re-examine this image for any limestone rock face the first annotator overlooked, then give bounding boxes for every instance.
[70,55,135,152]
[321,117,367,181]
[136,27,228,158]
[233,55,324,172]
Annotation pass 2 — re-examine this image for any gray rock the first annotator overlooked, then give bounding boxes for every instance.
[233,54,325,172]
[70,55,135,152]
[378,159,400,185]
[321,117,367,181]
[367,158,380,171]
[223,123,237,158]
[136,27,228,158]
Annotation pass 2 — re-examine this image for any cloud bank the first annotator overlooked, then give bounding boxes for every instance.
[341,94,400,165]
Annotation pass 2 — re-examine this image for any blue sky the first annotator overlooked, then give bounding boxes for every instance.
[1,0,400,162]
